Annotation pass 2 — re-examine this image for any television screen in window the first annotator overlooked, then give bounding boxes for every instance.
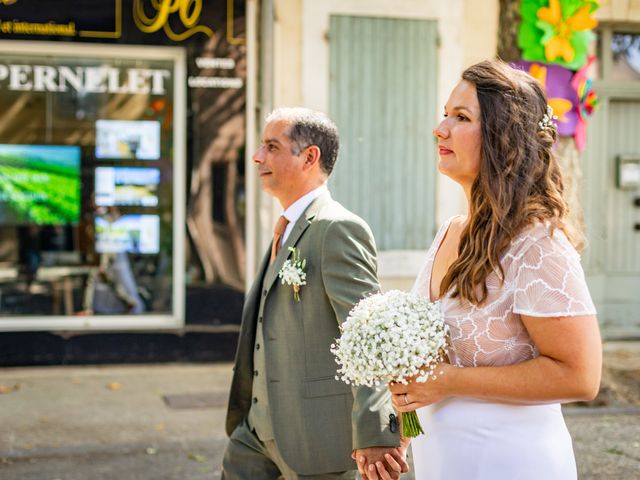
[95,214,160,254]
[95,120,161,160]
[0,144,81,225]
[95,167,160,207]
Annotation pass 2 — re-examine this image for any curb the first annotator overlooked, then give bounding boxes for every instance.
[0,437,227,460]
[562,406,640,416]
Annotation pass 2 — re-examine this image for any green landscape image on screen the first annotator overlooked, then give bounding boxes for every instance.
[0,144,81,225]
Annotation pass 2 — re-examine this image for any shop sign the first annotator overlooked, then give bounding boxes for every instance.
[0,0,120,39]
[187,55,242,89]
[0,0,244,44]
[0,1,246,91]
[0,63,171,94]
[133,0,213,42]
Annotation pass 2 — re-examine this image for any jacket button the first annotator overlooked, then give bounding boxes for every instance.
[389,413,398,433]
[253,397,258,404]
[262,289,267,296]
[258,316,263,323]
[254,370,258,376]
[256,343,260,350]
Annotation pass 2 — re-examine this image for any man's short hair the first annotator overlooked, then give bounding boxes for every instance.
[266,107,340,175]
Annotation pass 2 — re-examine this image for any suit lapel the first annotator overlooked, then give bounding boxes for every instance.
[252,248,271,299]
[262,192,332,293]
[238,248,270,339]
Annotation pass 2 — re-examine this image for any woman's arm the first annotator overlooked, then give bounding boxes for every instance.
[390,314,602,409]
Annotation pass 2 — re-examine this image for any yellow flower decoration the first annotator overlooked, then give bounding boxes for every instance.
[536,0,598,63]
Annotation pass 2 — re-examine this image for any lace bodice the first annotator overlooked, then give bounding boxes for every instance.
[412,217,596,368]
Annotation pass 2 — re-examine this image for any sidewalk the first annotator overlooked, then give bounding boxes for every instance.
[0,344,639,479]
[0,364,231,480]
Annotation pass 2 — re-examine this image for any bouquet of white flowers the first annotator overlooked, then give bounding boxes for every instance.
[330,290,449,437]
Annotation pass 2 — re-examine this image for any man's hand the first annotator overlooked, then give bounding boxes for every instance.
[352,443,410,480]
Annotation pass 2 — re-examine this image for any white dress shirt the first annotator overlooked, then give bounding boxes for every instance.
[281,185,328,244]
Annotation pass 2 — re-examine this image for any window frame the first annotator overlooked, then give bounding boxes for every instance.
[0,40,187,332]
[598,24,640,83]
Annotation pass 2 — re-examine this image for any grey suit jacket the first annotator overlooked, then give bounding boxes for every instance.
[225,192,399,474]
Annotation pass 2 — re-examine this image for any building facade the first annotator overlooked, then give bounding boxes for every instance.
[1,0,638,364]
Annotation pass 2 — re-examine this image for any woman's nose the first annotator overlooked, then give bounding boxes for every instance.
[433,121,448,139]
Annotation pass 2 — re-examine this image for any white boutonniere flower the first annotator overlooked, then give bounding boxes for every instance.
[278,247,307,302]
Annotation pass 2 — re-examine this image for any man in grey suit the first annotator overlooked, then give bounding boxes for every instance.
[222,108,409,479]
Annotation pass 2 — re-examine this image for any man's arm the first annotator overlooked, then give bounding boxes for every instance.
[320,218,405,472]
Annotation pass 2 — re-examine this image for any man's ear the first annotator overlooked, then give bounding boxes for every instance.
[301,145,321,170]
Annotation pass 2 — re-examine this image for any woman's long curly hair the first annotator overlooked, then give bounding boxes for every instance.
[439,59,581,305]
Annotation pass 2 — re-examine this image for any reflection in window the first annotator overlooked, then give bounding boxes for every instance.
[611,33,640,81]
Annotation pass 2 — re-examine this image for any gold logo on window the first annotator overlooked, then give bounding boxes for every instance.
[0,0,19,5]
[133,0,213,42]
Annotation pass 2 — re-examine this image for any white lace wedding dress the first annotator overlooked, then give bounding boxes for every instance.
[410,217,596,480]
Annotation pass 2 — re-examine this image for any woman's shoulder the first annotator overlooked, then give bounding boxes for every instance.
[443,214,466,233]
[449,214,467,226]
[432,215,466,247]
[505,221,580,267]
[509,222,596,316]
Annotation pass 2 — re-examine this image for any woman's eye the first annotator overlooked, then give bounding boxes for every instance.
[443,113,448,118]
[457,114,468,121]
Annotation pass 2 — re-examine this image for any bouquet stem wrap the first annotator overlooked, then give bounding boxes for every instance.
[401,411,424,438]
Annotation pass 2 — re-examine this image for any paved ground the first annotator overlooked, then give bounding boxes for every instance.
[0,364,230,480]
[0,344,639,479]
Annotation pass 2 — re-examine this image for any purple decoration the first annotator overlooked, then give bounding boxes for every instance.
[511,60,579,136]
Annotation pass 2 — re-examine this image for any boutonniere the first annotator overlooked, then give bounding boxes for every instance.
[278,247,307,302]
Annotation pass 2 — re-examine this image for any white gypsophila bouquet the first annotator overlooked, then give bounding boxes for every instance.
[330,290,449,437]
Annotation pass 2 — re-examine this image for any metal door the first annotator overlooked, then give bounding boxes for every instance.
[583,96,640,337]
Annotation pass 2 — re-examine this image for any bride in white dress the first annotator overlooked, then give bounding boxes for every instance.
[365,60,602,480]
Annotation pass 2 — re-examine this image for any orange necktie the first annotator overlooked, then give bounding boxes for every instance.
[270,215,289,264]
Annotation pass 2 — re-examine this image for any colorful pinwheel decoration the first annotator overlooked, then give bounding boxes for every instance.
[518,0,599,70]
[571,56,599,151]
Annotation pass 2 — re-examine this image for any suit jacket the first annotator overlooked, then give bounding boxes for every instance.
[225,192,399,474]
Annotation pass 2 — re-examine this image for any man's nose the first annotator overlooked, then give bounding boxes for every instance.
[253,146,264,163]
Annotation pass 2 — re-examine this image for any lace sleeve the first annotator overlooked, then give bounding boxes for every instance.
[513,231,596,317]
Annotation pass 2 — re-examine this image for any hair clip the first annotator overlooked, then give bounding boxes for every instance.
[538,105,557,131]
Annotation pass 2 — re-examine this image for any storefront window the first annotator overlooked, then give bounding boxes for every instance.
[0,43,184,324]
[611,32,640,81]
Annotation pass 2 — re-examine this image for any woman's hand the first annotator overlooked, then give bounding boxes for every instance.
[355,437,412,480]
[361,452,405,480]
[389,362,457,412]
